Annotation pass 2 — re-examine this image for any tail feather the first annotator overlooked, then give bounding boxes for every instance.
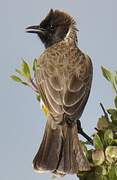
[33,117,90,175]
[33,121,62,171]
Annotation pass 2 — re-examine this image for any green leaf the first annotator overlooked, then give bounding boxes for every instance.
[80,141,88,158]
[78,171,96,180]
[95,166,107,177]
[108,108,117,124]
[112,139,117,145]
[15,68,22,75]
[114,74,117,85]
[33,58,37,71]
[108,165,117,180]
[21,60,31,78]
[114,96,117,109]
[101,167,107,176]
[107,108,117,115]
[104,129,113,145]
[93,133,103,150]
[101,66,113,83]
[36,95,41,102]
[102,176,108,180]
[97,116,109,130]
[10,75,22,83]
[111,116,117,125]
[21,82,29,86]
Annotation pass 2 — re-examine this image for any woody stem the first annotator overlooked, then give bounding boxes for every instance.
[77,120,93,145]
[100,102,110,122]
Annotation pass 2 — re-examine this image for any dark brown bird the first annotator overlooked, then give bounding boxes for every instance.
[26,9,93,175]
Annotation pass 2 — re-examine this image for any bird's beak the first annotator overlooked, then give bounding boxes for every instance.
[25,25,45,35]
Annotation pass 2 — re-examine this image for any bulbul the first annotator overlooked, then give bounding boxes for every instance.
[26,9,93,175]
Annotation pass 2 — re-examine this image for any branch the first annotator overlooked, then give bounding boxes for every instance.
[100,102,110,121]
[77,120,93,145]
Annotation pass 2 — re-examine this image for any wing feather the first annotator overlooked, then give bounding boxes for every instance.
[35,51,93,120]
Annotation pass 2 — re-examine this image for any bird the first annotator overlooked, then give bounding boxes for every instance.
[26,9,93,176]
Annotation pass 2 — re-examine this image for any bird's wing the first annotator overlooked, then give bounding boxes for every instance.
[35,52,93,119]
[35,53,64,117]
[63,54,93,118]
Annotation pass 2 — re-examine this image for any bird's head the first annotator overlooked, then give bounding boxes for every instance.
[26,9,77,48]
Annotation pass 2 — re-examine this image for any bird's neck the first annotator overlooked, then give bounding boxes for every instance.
[65,25,78,46]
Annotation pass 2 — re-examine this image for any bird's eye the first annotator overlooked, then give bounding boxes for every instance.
[50,24,55,30]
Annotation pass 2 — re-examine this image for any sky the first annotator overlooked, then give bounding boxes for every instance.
[0,0,117,180]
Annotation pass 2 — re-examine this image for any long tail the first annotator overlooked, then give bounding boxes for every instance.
[33,117,90,175]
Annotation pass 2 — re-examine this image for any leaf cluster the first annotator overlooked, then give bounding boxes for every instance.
[11,58,39,93]
[78,67,117,180]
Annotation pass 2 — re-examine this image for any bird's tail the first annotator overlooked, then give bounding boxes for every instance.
[33,116,90,175]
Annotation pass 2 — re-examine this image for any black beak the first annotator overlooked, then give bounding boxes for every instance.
[25,25,45,34]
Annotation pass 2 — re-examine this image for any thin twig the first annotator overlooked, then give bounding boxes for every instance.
[77,120,93,145]
[27,78,39,93]
[100,102,110,121]
[29,78,38,90]
[29,84,39,93]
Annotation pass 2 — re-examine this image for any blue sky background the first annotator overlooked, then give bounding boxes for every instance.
[0,0,117,180]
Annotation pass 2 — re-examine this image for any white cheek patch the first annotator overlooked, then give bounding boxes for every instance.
[65,27,71,39]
